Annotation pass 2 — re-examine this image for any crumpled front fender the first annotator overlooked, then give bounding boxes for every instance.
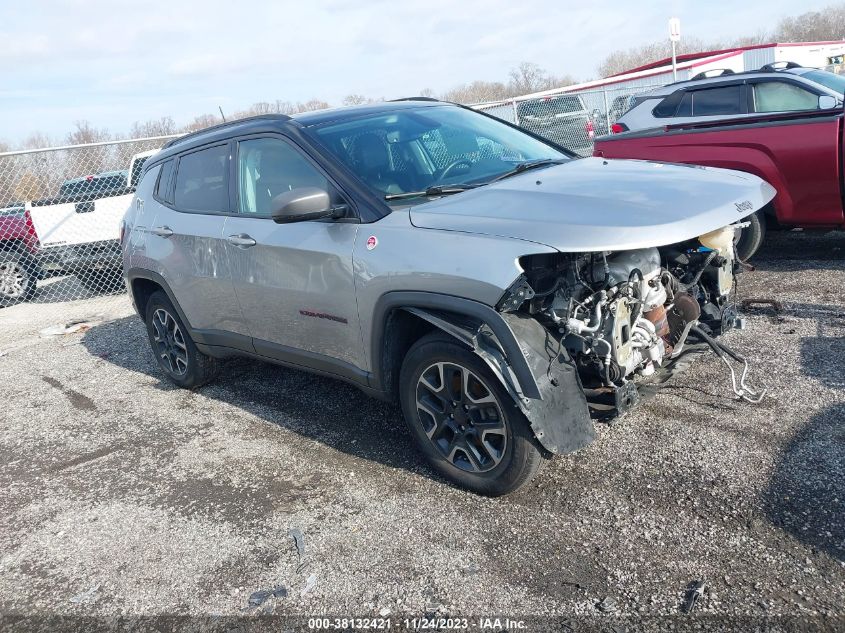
[403,306,595,455]
[501,312,595,455]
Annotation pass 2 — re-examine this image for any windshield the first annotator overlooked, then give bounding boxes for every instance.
[802,70,845,95]
[309,105,568,202]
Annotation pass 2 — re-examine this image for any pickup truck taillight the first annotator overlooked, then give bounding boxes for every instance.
[23,209,40,249]
[611,123,628,134]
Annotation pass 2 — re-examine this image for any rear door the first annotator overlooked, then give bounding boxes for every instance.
[144,142,250,343]
[222,134,364,373]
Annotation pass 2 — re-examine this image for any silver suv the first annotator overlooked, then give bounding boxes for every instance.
[615,64,845,133]
[122,100,774,495]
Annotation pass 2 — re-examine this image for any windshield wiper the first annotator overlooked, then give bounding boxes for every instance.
[488,158,567,183]
[384,184,479,201]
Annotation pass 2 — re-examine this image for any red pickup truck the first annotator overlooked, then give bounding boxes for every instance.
[593,108,845,259]
[0,206,39,306]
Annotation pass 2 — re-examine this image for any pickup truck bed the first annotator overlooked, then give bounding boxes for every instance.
[593,109,845,255]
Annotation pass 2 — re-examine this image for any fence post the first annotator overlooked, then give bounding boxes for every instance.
[510,99,519,125]
[603,89,611,133]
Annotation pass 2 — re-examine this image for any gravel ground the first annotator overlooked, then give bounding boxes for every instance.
[0,230,843,632]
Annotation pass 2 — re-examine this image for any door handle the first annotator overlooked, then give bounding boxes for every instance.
[227,233,257,248]
[151,226,173,237]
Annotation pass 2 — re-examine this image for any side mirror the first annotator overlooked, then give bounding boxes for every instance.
[270,187,334,224]
[819,95,838,110]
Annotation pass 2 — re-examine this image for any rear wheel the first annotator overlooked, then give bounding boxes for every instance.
[0,251,37,307]
[399,333,543,496]
[735,210,766,261]
[144,290,219,388]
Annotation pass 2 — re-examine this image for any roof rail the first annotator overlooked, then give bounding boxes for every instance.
[389,96,442,103]
[759,61,803,72]
[689,68,736,81]
[162,114,291,149]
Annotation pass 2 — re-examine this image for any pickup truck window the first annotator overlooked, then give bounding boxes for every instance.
[680,85,743,117]
[753,82,819,113]
[517,96,584,117]
[237,137,329,216]
[173,144,229,213]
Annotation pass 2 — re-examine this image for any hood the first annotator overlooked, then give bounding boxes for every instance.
[409,157,777,252]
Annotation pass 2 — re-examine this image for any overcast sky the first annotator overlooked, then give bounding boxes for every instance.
[0,0,836,144]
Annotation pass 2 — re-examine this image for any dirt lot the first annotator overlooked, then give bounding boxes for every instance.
[0,231,843,631]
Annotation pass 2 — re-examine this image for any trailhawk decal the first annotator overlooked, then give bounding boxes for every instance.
[299,310,348,324]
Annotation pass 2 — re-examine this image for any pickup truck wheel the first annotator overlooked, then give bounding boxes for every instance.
[0,251,37,307]
[735,210,766,261]
[399,333,543,496]
[144,291,219,388]
[76,269,125,295]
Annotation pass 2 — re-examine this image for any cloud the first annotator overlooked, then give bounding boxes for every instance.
[0,0,837,142]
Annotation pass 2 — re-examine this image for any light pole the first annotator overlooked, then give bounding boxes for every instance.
[669,17,681,81]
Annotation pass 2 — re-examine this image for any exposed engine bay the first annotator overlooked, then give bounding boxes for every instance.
[499,225,765,414]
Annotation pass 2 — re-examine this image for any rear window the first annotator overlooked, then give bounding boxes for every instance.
[653,85,743,118]
[173,144,229,212]
[155,160,175,202]
[689,85,743,116]
[59,172,128,197]
[518,96,584,117]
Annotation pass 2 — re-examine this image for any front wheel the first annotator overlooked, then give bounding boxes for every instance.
[735,209,766,261]
[399,333,544,496]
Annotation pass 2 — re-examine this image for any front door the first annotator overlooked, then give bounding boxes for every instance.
[223,135,364,374]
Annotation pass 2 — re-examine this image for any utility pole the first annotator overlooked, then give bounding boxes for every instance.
[669,17,681,81]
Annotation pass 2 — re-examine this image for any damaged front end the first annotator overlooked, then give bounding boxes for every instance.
[499,224,765,426]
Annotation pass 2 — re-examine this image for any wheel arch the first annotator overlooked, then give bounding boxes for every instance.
[126,269,192,329]
[370,291,542,402]
[371,292,595,456]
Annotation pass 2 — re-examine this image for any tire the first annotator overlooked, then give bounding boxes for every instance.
[144,290,219,388]
[0,250,37,307]
[76,268,125,294]
[735,210,766,261]
[399,333,544,496]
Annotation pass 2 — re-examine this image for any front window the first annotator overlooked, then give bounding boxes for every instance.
[753,82,819,113]
[309,105,568,202]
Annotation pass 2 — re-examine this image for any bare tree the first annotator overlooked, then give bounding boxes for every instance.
[507,62,571,94]
[342,94,369,106]
[66,120,111,145]
[299,99,331,112]
[442,80,511,104]
[130,117,177,139]
[774,3,845,41]
[182,113,222,133]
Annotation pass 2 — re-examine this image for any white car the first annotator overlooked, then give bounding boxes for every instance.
[613,64,845,134]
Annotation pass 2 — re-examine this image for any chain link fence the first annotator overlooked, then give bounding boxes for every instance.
[472,83,663,156]
[0,136,179,326]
